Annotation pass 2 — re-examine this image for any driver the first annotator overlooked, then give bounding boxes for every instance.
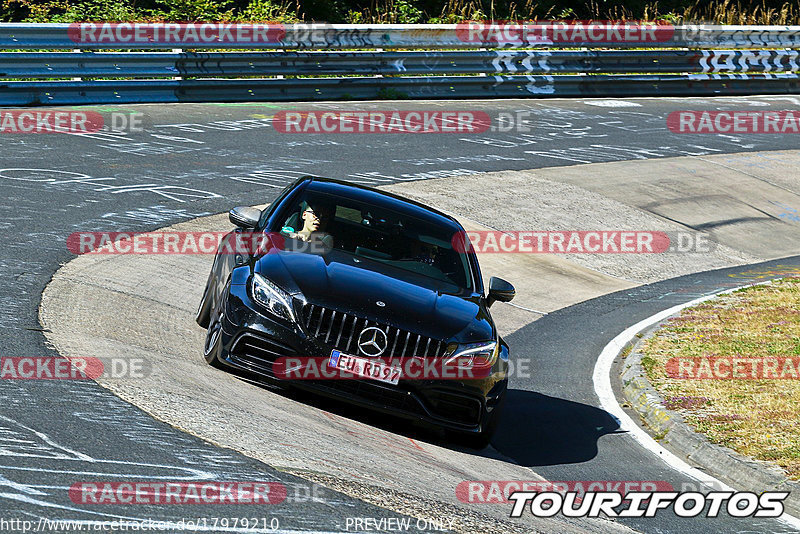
[285,201,334,249]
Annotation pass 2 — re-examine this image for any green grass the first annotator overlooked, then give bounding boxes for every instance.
[641,277,800,479]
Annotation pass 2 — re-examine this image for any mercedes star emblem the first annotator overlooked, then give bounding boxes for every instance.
[357,326,388,357]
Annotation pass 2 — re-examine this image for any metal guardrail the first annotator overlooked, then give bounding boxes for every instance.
[1,23,800,105]
[4,74,798,106]
[2,50,799,78]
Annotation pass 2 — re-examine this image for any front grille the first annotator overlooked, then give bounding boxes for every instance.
[306,379,481,428]
[307,379,424,416]
[303,303,447,359]
[229,332,296,377]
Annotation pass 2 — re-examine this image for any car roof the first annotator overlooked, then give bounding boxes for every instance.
[301,176,465,231]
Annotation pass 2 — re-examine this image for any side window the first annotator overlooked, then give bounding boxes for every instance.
[335,206,361,223]
[280,203,302,233]
[261,179,309,230]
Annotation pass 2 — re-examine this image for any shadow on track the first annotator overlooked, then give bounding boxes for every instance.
[491,389,622,467]
[232,373,446,443]
[233,369,621,466]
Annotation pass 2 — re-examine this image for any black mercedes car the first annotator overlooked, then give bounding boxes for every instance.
[196,176,515,446]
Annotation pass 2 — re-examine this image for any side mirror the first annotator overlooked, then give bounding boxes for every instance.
[229,206,261,229]
[487,276,515,308]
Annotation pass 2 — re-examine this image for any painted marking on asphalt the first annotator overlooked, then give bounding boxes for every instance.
[505,301,548,315]
[0,168,221,203]
[582,100,642,107]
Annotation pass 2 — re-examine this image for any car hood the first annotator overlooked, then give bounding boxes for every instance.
[255,249,493,342]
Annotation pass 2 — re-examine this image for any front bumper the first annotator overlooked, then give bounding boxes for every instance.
[216,283,507,433]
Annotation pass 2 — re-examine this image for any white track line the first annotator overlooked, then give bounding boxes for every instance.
[592,281,800,530]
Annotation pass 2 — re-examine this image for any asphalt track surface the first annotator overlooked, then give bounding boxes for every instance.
[502,256,800,533]
[2,95,800,532]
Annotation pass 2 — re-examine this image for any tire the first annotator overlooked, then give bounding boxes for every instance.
[203,318,225,369]
[195,282,212,328]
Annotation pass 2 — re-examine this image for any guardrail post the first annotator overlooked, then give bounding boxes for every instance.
[71,48,82,81]
[172,48,183,80]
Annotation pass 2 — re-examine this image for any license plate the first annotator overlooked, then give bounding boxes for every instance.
[329,350,401,385]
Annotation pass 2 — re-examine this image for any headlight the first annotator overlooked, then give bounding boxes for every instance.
[443,341,498,369]
[251,273,296,322]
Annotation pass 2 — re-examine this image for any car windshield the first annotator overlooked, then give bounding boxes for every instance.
[273,190,473,290]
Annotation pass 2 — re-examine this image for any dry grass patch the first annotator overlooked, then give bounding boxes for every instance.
[641,277,800,479]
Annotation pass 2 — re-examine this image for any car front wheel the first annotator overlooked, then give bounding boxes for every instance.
[195,283,212,328]
[203,319,224,369]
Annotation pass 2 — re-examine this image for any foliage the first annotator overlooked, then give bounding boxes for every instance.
[3,0,298,22]
[149,0,236,21]
[2,0,799,24]
[236,0,299,22]
[6,0,138,22]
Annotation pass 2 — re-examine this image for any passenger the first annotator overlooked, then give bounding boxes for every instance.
[285,201,334,250]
